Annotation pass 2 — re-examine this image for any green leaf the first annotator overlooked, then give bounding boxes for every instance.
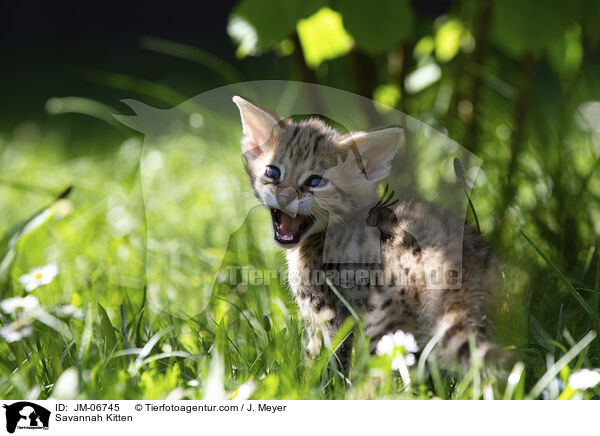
[334,0,414,53]
[373,84,401,110]
[296,7,354,68]
[435,19,465,63]
[97,303,118,354]
[490,0,577,57]
[229,0,327,54]
[546,25,583,77]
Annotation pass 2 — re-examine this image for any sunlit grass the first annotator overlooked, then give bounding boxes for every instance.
[0,117,599,401]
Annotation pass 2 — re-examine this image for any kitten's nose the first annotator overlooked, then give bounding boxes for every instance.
[276,187,299,217]
[276,187,297,207]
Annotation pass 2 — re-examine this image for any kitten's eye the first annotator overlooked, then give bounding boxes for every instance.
[265,165,281,181]
[304,175,325,188]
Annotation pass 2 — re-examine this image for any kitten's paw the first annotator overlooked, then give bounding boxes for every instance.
[306,335,323,357]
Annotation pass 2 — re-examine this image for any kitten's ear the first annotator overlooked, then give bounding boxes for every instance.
[233,96,282,157]
[339,127,403,182]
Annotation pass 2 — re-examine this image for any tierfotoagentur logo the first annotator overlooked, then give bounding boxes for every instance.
[224,265,461,288]
[2,402,50,433]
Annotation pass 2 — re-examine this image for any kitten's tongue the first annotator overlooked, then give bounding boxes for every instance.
[279,212,307,237]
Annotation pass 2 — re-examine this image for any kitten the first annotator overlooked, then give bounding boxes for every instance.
[233,96,501,372]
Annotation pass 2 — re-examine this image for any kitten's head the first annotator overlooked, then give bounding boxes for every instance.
[233,96,402,248]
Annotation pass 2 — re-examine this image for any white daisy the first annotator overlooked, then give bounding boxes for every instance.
[376,334,395,356]
[0,324,33,342]
[391,353,417,370]
[18,264,59,292]
[376,330,420,356]
[568,369,600,390]
[0,295,40,314]
[404,353,416,367]
[376,329,420,373]
[392,330,419,353]
[231,380,257,400]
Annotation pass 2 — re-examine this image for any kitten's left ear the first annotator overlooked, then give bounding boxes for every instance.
[339,127,403,182]
[233,96,282,157]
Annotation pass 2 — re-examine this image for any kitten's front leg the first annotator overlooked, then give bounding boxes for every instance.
[296,290,353,373]
[294,290,334,356]
[323,301,356,375]
[304,315,354,376]
[305,322,323,356]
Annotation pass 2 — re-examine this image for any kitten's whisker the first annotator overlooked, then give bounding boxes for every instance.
[315,205,349,230]
[310,207,343,233]
[307,211,328,233]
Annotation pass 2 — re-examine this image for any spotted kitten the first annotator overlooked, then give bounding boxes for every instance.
[233,96,501,373]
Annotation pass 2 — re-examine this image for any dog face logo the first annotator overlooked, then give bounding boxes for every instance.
[2,402,50,433]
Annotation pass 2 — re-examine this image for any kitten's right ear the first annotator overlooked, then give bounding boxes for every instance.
[233,96,281,157]
[339,127,403,182]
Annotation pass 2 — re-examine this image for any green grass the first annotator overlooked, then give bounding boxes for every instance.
[0,107,599,400]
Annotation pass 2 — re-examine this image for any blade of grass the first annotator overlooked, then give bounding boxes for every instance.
[134,285,147,348]
[581,244,596,280]
[79,70,187,107]
[503,362,525,400]
[417,321,449,381]
[325,277,359,321]
[427,359,446,399]
[308,318,356,386]
[141,351,193,365]
[554,304,563,360]
[130,327,173,375]
[453,158,480,233]
[46,97,125,129]
[0,186,73,283]
[527,330,596,399]
[521,230,593,318]
[140,36,243,84]
[595,256,600,356]
[97,303,118,354]
[77,304,94,363]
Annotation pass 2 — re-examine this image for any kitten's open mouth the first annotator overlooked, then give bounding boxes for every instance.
[270,209,315,245]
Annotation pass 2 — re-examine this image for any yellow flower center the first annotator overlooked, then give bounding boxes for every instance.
[35,273,43,280]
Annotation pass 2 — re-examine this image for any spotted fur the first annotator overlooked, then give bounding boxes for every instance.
[233,96,502,373]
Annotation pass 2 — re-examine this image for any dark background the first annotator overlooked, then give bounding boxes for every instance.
[1,1,240,126]
[1,0,456,126]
